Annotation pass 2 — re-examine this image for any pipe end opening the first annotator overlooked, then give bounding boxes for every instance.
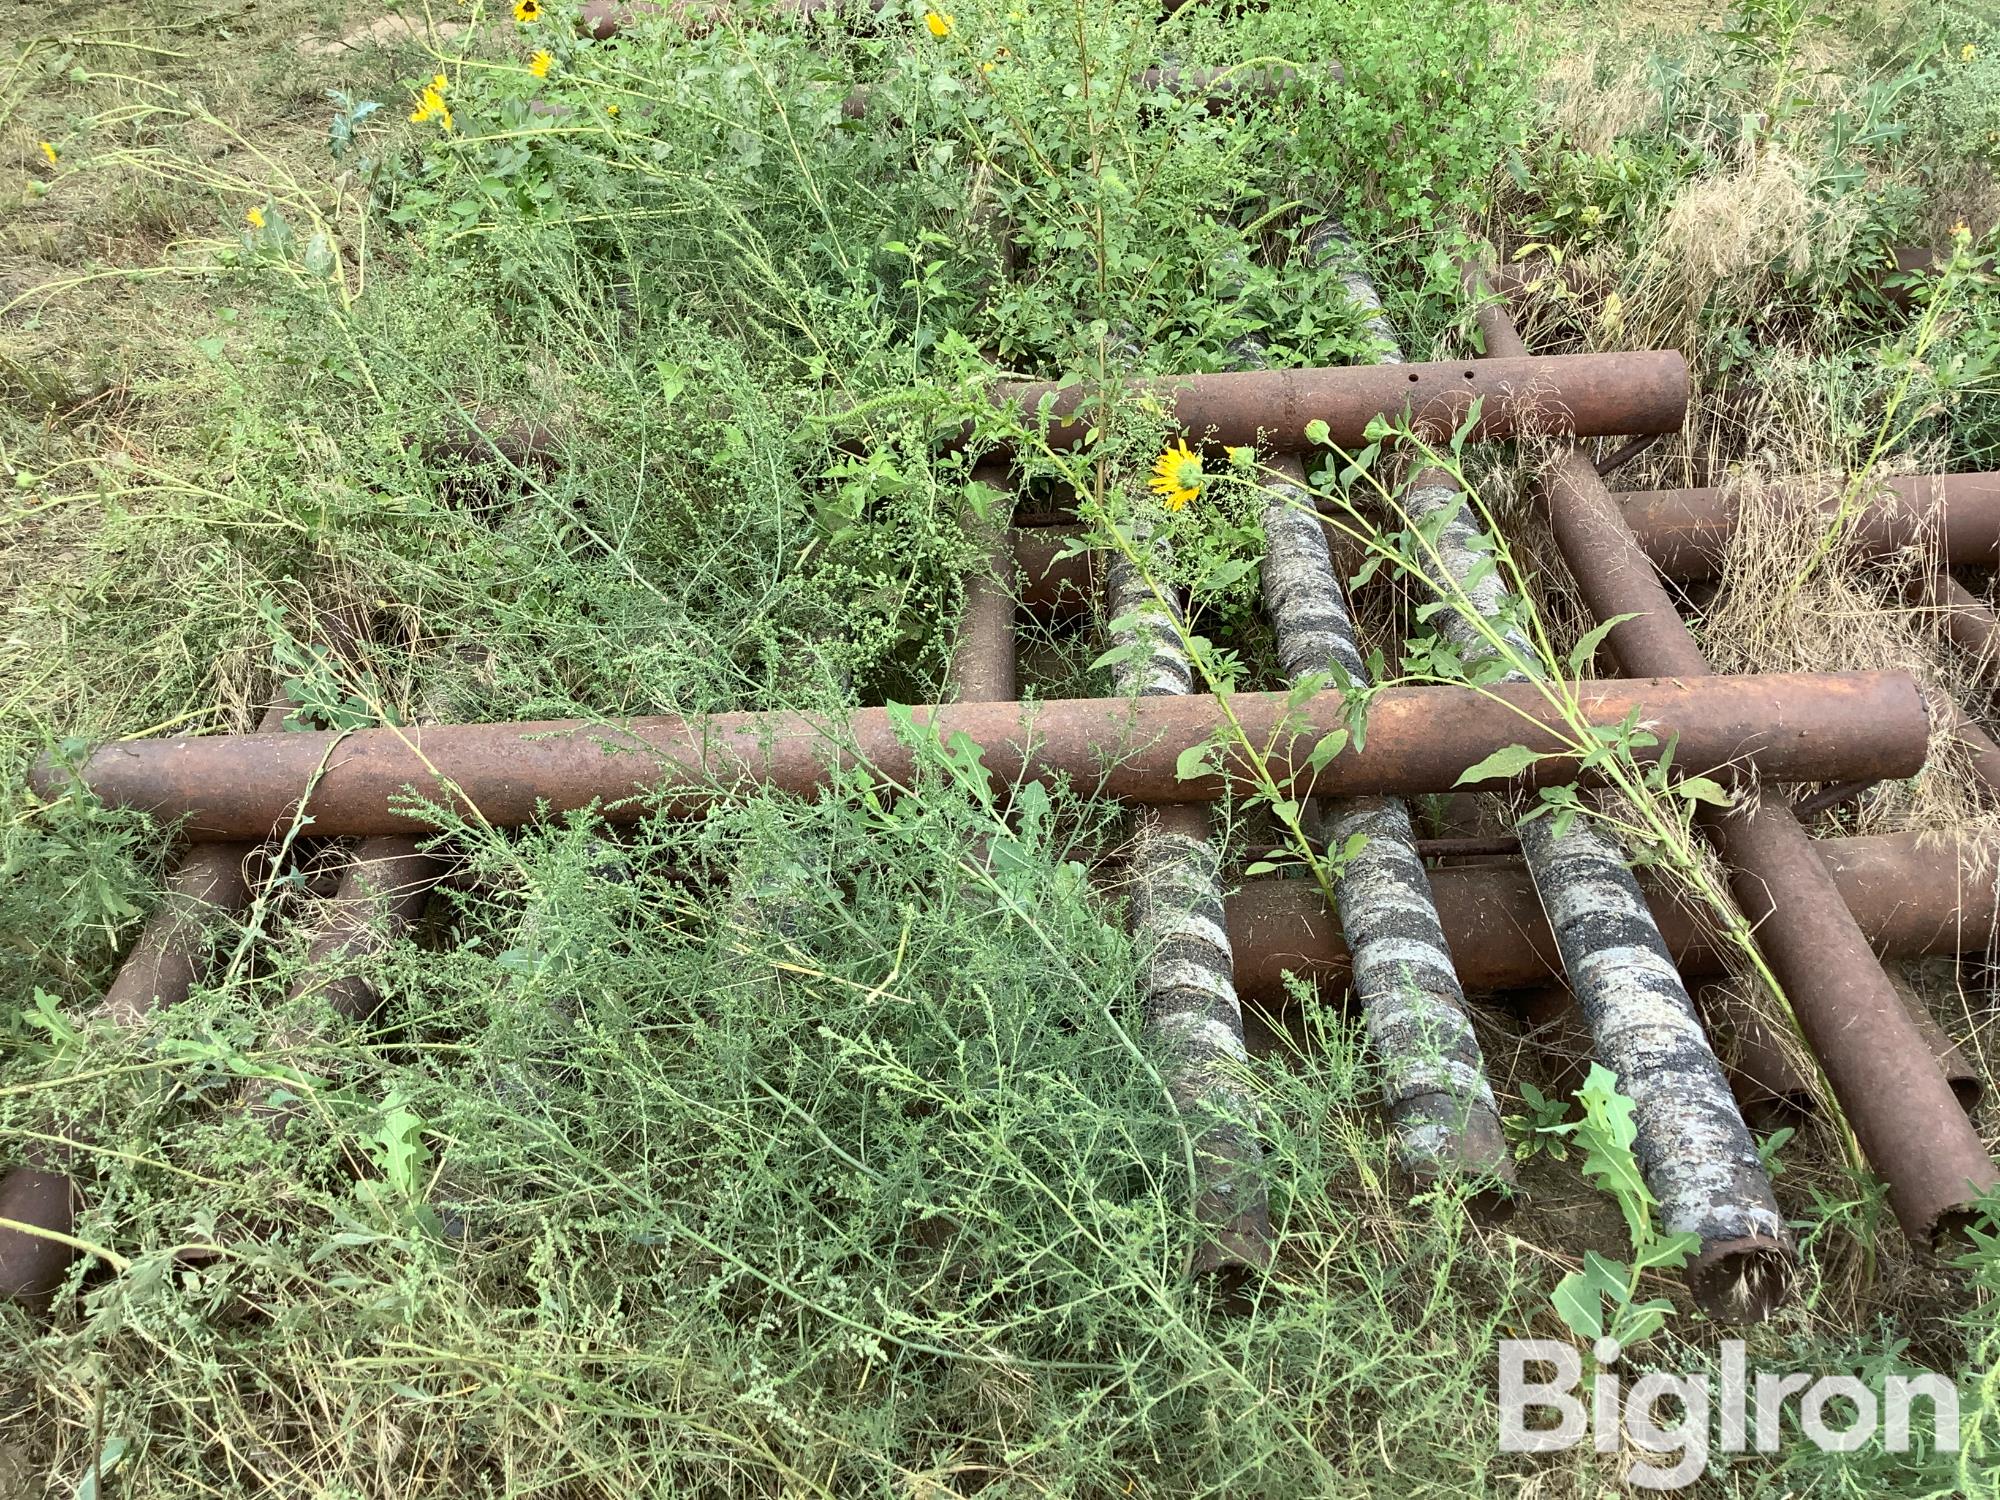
[1689,1237,1795,1324]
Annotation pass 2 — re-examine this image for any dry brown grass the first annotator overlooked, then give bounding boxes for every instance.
[1622,143,1866,363]
[1543,43,1664,158]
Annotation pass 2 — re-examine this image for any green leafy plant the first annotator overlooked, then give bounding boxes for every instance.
[1504,1080,1572,1164]
[1544,1065,1700,1350]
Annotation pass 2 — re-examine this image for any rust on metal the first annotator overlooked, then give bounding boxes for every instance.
[1937,699,2000,799]
[1591,432,1662,480]
[1886,965,1985,1114]
[1227,830,2000,1003]
[1621,473,2000,582]
[244,837,445,1134]
[1700,970,1982,1122]
[983,352,1687,455]
[0,1168,80,1307]
[37,671,1929,841]
[1013,527,1095,619]
[0,700,290,1304]
[950,470,1020,705]
[1482,283,2000,1248]
[96,842,259,1031]
[1910,566,2000,677]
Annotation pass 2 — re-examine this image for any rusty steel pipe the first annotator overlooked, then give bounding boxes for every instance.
[243,837,444,1135]
[104,703,292,1027]
[0,835,262,1303]
[1937,699,2000,798]
[950,470,1019,705]
[37,672,1928,842]
[1910,567,2000,675]
[1016,532,1096,620]
[1226,830,2000,1003]
[1020,475,2000,594]
[1623,474,2000,583]
[1015,527,1094,619]
[1698,982,1816,1121]
[1886,966,1986,1114]
[981,352,1687,456]
[0,699,290,1305]
[1698,971,1983,1122]
[1903,570,2000,811]
[1467,269,1530,361]
[1474,287,2000,1248]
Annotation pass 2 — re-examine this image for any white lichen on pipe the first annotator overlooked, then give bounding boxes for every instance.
[1307,219,1793,1315]
[1103,528,1272,1280]
[1259,460,1512,1183]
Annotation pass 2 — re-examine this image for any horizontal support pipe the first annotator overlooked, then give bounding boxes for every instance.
[1622,474,2000,582]
[1226,831,2000,1003]
[37,672,1927,841]
[978,352,1688,455]
[1012,475,2000,592]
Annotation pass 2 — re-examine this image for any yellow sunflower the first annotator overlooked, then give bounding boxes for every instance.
[1149,439,1203,512]
[530,49,553,78]
[246,206,266,229]
[514,0,541,21]
[409,76,454,130]
[925,10,953,37]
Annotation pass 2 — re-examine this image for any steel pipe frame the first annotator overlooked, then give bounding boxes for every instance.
[1468,273,2000,1250]
[37,671,1928,842]
[1339,241,1794,1321]
[975,352,1687,457]
[1465,279,2000,793]
[2,579,494,1303]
